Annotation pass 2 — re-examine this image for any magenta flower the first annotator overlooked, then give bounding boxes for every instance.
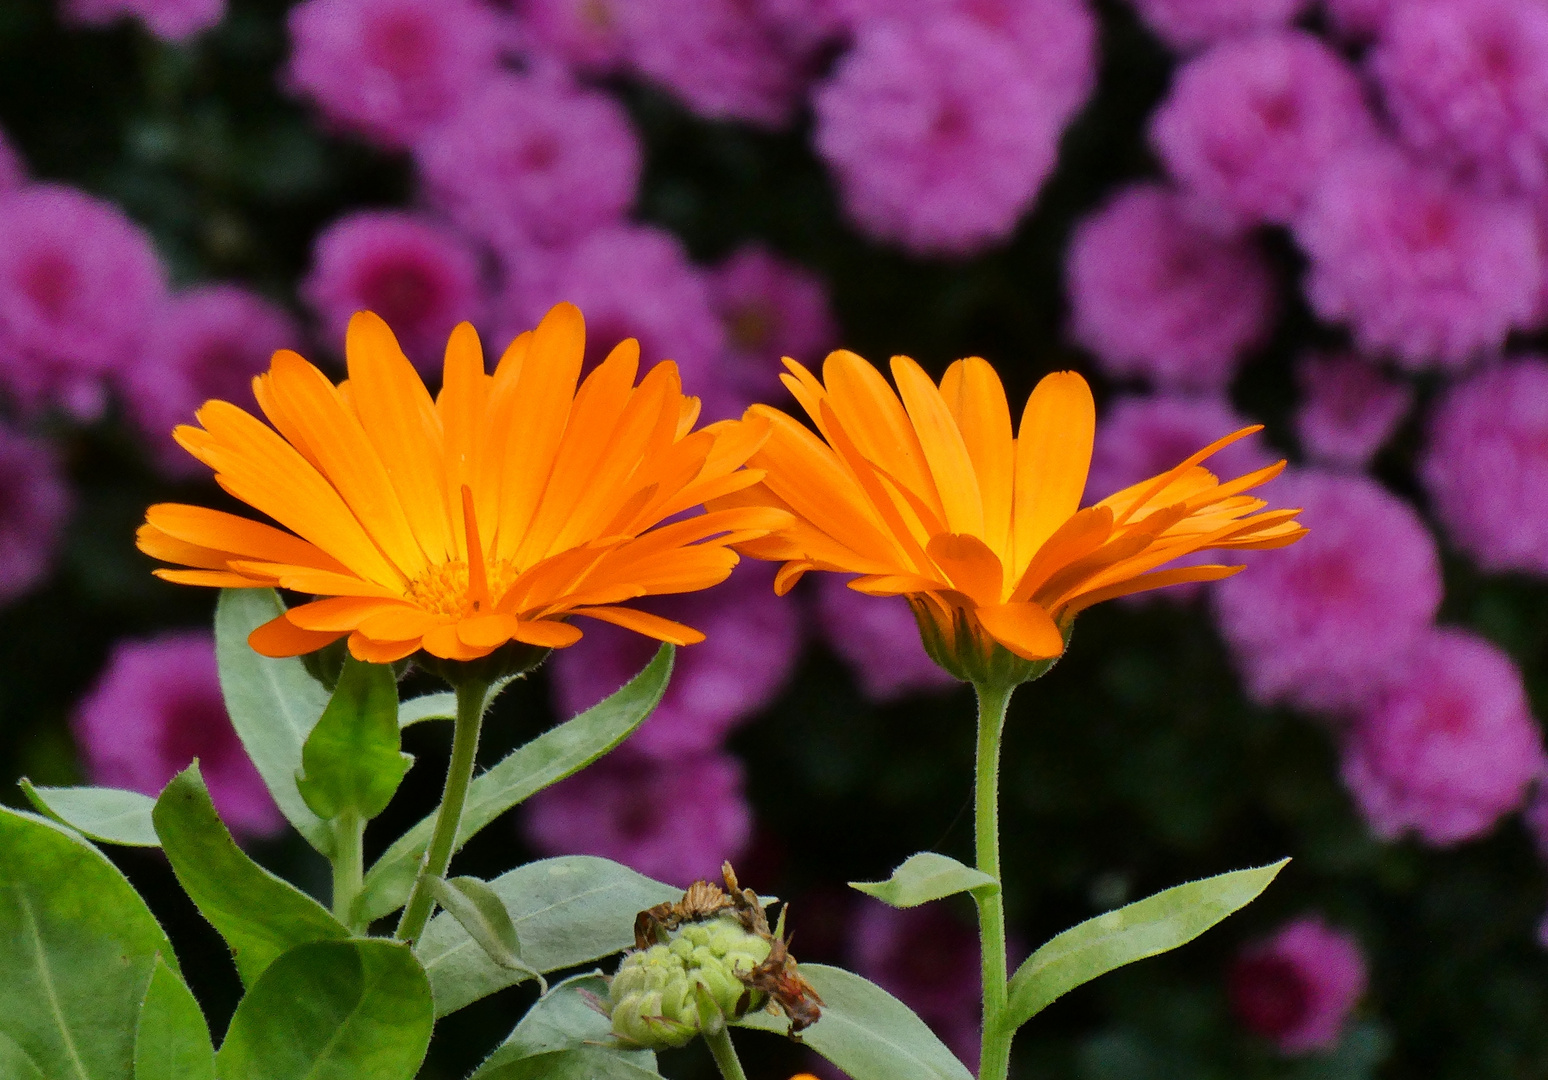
[1420,358,1548,575]
[1371,0,1548,195]
[1526,782,1548,862]
[1128,0,1310,52]
[548,563,802,760]
[1066,183,1275,390]
[285,0,504,150]
[62,0,224,41]
[1296,147,1541,370]
[73,632,284,840]
[1342,627,1545,845]
[416,74,640,250]
[1213,470,1442,713]
[814,576,958,701]
[123,285,299,476]
[0,185,166,421]
[1229,916,1367,1054]
[812,12,1093,256]
[521,750,752,887]
[302,211,482,373]
[1151,32,1376,226]
[514,0,631,72]
[1294,353,1413,470]
[0,425,70,606]
[1325,0,1393,39]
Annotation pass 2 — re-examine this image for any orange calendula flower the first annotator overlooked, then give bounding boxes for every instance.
[717,351,1306,685]
[137,303,787,664]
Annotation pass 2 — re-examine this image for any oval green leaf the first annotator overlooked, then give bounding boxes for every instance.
[0,806,176,1079]
[295,656,409,823]
[470,973,655,1077]
[471,1047,662,1080]
[398,691,456,728]
[849,852,997,908]
[355,645,674,924]
[20,780,159,847]
[135,955,214,1080]
[735,964,973,1080]
[213,939,433,1080]
[1005,858,1290,1028]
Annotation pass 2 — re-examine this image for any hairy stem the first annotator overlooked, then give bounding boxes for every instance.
[973,680,1016,1080]
[702,1021,750,1080]
[331,807,364,931]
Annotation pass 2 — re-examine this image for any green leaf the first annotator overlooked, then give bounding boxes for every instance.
[849,852,997,908]
[427,875,543,986]
[153,765,348,987]
[20,780,159,847]
[213,939,433,1080]
[355,645,674,924]
[1005,859,1290,1028]
[215,588,334,855]
[295,657,410,822]
[398,691,456,728]
[471,1047,662,1080]
[0,806,176,1079]
[470,973,656,1078]
[134,955,214,1080]
[419,855,678,1017]
[735,964,973,1080]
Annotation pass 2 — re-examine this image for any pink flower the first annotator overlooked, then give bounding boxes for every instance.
[72,632,284,840]
[548,563,802,760]
[1419,357,1548,575]
[0,426,69,606]
[1295,147,1541,370]
[1229,916,1367,1054]
[1128,0,1310,52]
[1525,782,1548,861]
[1371,0,1548,195]
[1150,32,1376,226]
[0,185,166,420]
[1342,627,1545,845]
[1325,0,1393,39]
[1294,353,1413,470]
[302,211,483,373]
[812,12,1093,256]
[62,0,224,41]
[1066,184,1275,390]
[497,223,724,384]
[0,127,26,192]
[521,750,752,887]
[514,0,631,71]
[415,74,640,250]
[1213,469,1442,713]
[814,576,959,701]
[701,244,837,421]
[285,0,504,150]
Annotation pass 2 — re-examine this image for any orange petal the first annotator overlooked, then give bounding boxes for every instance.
[145,503,347,572]
[357,605,440,641]
[1058,564,1244,618]
[926,533,1003,605]
[974,602,1064,661]
[154,569,267,588]
[774,561,813,595]
[510,618,585,648]
[891,356,984,537]
[570,606,705,645]
[286,596,405,632]
[249,615,346,657]
[421,623,487,660]
[347,632,421,664]
[940,357,1014,557]
[821,350,942,522]
[458,613,520,650]
[1012,371,1094,578]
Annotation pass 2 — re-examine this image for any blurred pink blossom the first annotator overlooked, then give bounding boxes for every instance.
[1229,915,1367,1053]
[1325,0,1393,39]
[1128,0,1310,52]
[814,576,958,701]
[1294,353,1413,470]
[63,0,224,40]
[0,425,70,606]
[515,0,631,71]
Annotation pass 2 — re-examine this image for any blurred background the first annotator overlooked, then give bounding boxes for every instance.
[2,0,1548,1076]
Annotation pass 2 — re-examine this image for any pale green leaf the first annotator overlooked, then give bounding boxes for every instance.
[470,1047,661,1079]
[134,955,214,1080]
[469,973,655,1078]
[398,692,456,728]
[295,657,409,822]
[427,876,541,986]
[849,852,997,908]
[20,780,159,847]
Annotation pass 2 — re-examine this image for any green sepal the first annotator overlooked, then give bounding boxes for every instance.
[295,656,410,822]
[849,851,997,908]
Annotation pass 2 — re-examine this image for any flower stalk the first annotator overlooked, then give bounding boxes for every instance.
[973,679,1016,1080]
[331,807,365,931]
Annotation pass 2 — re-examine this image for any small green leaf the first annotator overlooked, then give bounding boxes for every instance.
[470,973,656,1077]
[735,964,973,1080]
[0,807,176,1080]
[849,852,997,908]
[134,955,214,1080]
[398,691,456,728]
[428,875,544,987]
[295,656,410,822]
[20,780,159,847]
[1005,858,1289,1028]
[153,765,348,987]
[356,645,674,924]
[213,939,433,1080]
[419,855,678,1017]
[215,589,334,854]
[471,1047,662,1080]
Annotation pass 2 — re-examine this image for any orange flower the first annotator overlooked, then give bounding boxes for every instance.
[137,303,787,663]
[717,351,1305,682]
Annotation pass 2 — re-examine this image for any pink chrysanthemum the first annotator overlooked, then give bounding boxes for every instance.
[1325,0,1393,39]
[1371,0,1548,195]
[73,632,284,840]
[1342,627,1545,845]
[1297,148,1541,369]
[285,0,504,151]
[548,563,801,759]
[1151,31,1376,226]
[1128,0,1310,52]
[1213,470,1442,713]
[515,0,631,71]
[0,185,166,420]
[1229,916,1367,1054]
[301,211,482,373]
[1067,183,1275,389]
[415,74,640,250]
[0,425,70,606]
[1419,358,1548,574]
[814,576,958,701]
[812,12,1093,256]
[521,750,752,886]
[1295,353,1413,470]
[62,0,224,41]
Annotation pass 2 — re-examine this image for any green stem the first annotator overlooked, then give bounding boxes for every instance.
[702,1021,749,1080]
[395,677,489,945]
[331,807,364,931]
[972,680,1016,1080]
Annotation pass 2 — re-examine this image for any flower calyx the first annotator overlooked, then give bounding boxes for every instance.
[909,594,1069,690]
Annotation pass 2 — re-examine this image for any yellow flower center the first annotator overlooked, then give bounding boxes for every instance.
[405,558,520,618]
